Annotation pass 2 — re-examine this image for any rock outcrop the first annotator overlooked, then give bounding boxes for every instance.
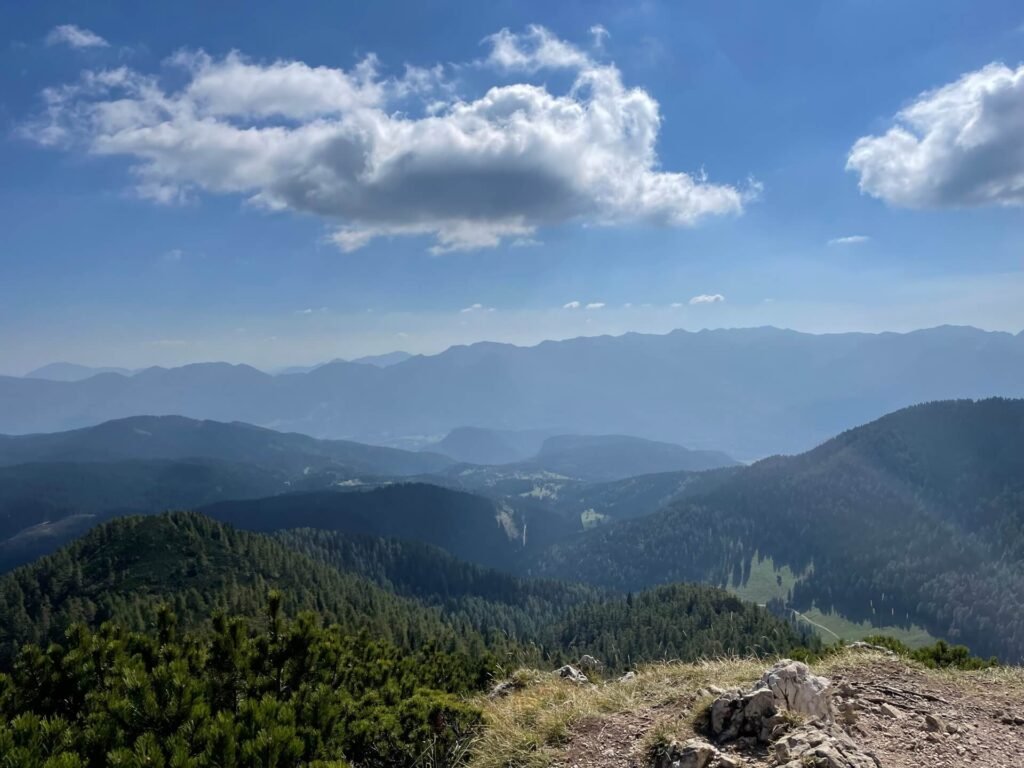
[709,686,783,743]
[759,660,833,721]
[703,659,880,767]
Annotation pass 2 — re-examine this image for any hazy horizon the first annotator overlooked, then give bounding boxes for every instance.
[9,321,1024,378]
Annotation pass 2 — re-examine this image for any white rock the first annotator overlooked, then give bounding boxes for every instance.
[760,660,833,721]
[556,664,588,683]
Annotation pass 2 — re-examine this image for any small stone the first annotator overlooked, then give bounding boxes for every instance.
[653,738,717,768]
[924,713,946,732]
[879,703,904,720]
[555,664,588,683]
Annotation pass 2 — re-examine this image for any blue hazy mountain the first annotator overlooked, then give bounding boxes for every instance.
[24,362,135,381]
[2,326,1023,458]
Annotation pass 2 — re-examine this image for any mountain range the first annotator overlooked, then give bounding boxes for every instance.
[4,326,1024,457]
[0,414,730,571]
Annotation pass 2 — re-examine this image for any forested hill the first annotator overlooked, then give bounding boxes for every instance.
[0,512,473,664]
[532,398,1024,662]
[198,483,578,569]
[0,511,814,670]
[0,414,453,475]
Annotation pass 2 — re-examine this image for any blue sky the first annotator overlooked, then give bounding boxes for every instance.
[3,0,1024,374]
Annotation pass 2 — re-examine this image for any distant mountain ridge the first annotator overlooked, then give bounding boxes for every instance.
[530,433,738,480]
[425,428,736,479]
[0,414,453,474]
[3,326,1022,457]
[24,362,135,381]
[427,426,556,464]
[275,350,413,375]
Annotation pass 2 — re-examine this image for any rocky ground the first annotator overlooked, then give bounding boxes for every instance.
[471,650,1024,768]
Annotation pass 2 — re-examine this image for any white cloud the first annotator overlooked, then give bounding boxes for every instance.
[295,307,327,315]
[827,235,870,246]
[46,24,109,49]
[563,300,582,309]
[29,26,748,253]
[161,248,183,262]
[670,302,684,308]
[848,63,1024,208]
[589,24,610,49]
[689,293,725,305]
[485,25,592,72]
[460,303,497,314]
[585,301,606,309]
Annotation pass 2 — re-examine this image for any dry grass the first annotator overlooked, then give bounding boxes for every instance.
[467,651,1024,768]
[817,649,1024,694]
[468,657,766,768]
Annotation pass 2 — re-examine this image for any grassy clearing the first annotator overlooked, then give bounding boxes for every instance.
[797,607,936,648]
[728,554,800,605]
[726,555,937,648]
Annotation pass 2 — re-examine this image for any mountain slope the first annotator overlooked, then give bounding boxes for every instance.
[3,326,1023,456]
[0,414,453,474]
[0,511,813,669]
[277,528,809,661]
[0,511,475,664]
[528,433,738,480]
[0,458,291,571]
[532,398,1024,661]
[199,483,577,569]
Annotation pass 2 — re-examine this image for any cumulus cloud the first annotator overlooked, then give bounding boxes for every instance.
[689,293,725,305]
[589,24,610,49]
[827,235,870,246]
[47,24,109,49]
[459,302,495,313]
[848,63,1024,208]
[27,26,749,253]
[563,300,582,309]
[585,301,606,309]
